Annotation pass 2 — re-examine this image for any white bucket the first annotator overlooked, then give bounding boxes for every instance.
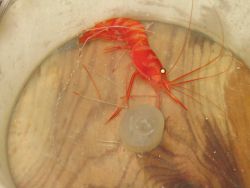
[0,0,249,187]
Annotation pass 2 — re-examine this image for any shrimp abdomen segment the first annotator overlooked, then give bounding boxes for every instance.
[79,18,148,47]
[131,46,163,80]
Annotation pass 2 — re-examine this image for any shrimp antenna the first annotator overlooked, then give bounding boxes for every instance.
[170,0,225,83]
[84,25,155,35]
[172,87,202,106]
[170,52,235,114]
[170,49,233,86]
[166,0,194,75]
[172,85,225,114]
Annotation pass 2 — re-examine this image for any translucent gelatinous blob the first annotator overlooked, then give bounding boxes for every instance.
[120,104,165,153]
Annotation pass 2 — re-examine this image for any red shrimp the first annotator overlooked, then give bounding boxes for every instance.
[78,0,224,123]
[78,18,187,122]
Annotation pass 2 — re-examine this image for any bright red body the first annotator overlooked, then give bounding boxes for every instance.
[79,17,193,122]
[77,0,225,123]
[79,18,166,85]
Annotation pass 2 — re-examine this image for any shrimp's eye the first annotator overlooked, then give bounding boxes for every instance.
[160,68,166,74]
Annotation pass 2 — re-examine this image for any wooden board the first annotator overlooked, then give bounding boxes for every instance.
[7,21,250,188]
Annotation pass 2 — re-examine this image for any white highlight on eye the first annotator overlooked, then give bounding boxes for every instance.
[160,68,166,74]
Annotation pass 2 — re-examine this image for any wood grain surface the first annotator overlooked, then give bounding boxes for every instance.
[7,21,250,188]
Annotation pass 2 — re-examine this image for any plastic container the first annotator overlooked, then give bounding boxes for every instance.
[0,0,250,187]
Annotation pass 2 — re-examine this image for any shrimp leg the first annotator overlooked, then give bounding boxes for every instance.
[155,92,162,109]
[153,88,162,109]
[106,71,139,123]
[82,64,102,99]
[165,89,188,110]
